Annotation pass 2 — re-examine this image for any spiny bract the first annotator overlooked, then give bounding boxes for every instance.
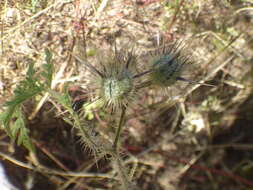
[75,47,138,110]
[150,42,191,87]
[99,60,135,109]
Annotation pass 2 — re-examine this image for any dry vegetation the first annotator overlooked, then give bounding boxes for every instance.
[1,0,253,189]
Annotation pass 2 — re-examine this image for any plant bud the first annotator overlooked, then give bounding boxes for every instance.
[75,47,137,110]
[149,42,190,87]
[100,69,134,109]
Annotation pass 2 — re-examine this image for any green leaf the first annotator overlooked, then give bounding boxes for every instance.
[11,108,25,138]
[0,106,16,131]
[48,88,73,114]
[27,62,36,78]
[18,126,35,153]
[31,0,38,13]
[45,48,53,64]
[0,106,35,153]
[0,59,43,152]
[4,62,44,109]
[41,48,54,87]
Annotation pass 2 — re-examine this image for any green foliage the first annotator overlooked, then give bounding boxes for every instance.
[0,106,35,152]
[82,99,104,120]
[41,48,54,87]
[20,0,49,13]
[1,62,43,128]
[47,85,104,156]
[31,0,39,12]
[48,86,73,114]
[0,48,54,152]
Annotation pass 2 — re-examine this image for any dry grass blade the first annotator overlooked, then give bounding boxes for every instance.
[0,151,115,179]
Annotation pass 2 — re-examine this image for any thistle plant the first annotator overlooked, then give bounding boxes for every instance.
[73,46,142,189]
[0,41,213,190]
[71,42,207,189]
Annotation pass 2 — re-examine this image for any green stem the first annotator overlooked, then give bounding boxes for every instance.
[113,106,126,151]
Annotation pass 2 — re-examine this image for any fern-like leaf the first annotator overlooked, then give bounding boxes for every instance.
[0,103,35,152]
[40,48,54,87]
[0,50,55,152]
[2,62,43,135]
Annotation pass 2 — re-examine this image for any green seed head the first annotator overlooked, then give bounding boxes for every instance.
[151,55,183,86]
[101,72,133,108]
[150,43,190,87]
[74,45,138,110]
[93,48,137,110]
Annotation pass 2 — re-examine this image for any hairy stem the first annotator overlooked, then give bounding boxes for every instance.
[113,106,126,151]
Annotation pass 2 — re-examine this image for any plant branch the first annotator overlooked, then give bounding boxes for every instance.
[113,106,126,151]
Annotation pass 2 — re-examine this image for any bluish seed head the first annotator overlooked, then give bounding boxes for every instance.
[151,54,183,87]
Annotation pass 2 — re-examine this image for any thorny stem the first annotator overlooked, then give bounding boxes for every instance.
[111,107,131,189]
[114,155,131,190]
[113,106,126,151]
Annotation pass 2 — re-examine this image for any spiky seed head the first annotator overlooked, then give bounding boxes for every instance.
[74,46,137,110]
[100,70,134,109]
[150,42,190,87]
[90,47,137,110]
